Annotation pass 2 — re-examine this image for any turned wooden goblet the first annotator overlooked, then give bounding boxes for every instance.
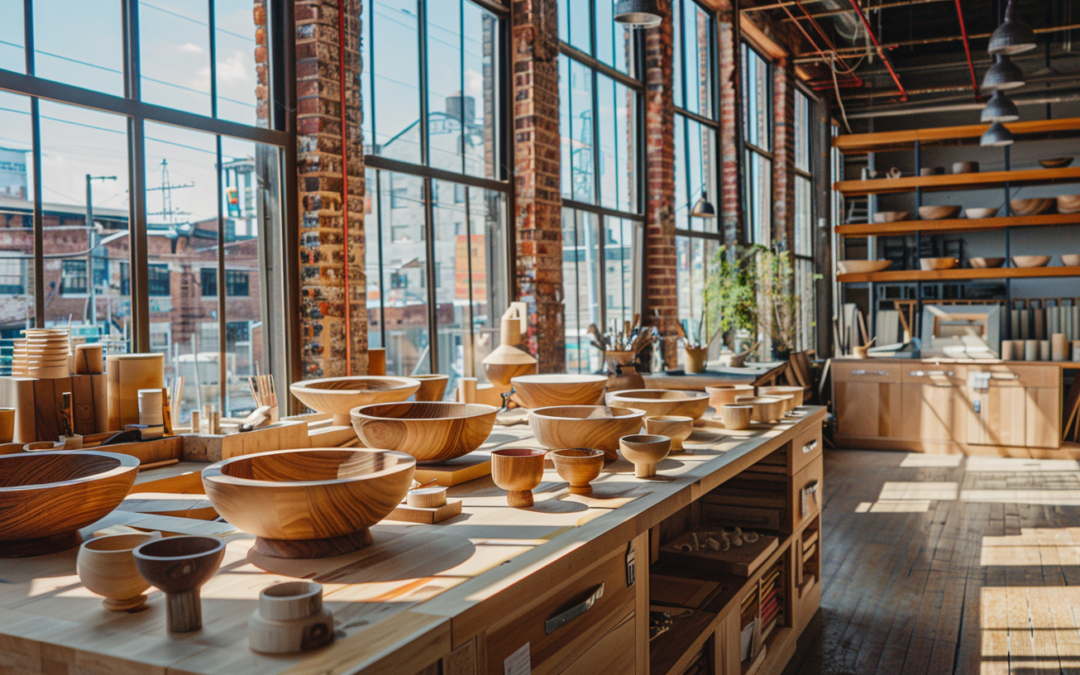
[491,448,547,507]
[134,535,225,633]
[550,448,605,495]
[78,531,162,610]
[645,416,693,451]
[619,434,671,478]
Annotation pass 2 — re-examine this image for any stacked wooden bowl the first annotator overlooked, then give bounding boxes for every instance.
[23,329,70,379]
[290,376,420,425]
[10,340,27,377]
[1010,198,1054,216]
[919,257,959,271]
[1057,195,1080,215]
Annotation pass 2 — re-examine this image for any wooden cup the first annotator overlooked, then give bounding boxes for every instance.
[134,536,225,633]
[705,385,755,415]
[645,416,693,451]
[1052,333,1068,362]
[77,532,162,610]
[619,434,671,478]
[720,404,753,430]
[411,374,449,402]
[684,347,708,374]
[491,448,546,507]
[550,448,605,495]
[0,408,14,444]
[1001,340,1014,361]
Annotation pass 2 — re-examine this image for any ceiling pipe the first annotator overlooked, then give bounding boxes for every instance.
[797,21,1080,58]
[953,0,981,102]
[782,0,953,22]
[845,92,1080,117]
[846,0,907,100]
[785,0,863,88]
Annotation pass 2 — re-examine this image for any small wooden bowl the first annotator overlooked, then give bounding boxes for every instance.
[918,205,963,220]
[134,536,225,633]
[646,416,694,450]
[528,406,646,460]
[619,434,671,478]
[491,448,546,507]
[1062,254,1080,267]
[757,385,805,409]
[202,448,415,559]
[1012,255,1052,268]
[0,450,139,557]
[919,167,944,176]
[290,376,421,425]
[550,448,605,495]
[837,260,892,275]
[920,257,959,271]
[78,532,162,610]
[248,582,334,654]
[733,396,787,423]
[1011,198,1055,216]
[952,161,979,174]
[351,401,498,462]
[704,384,755,413]
[607,389,710,421]
[1057,195,1080,214]
[720,405,753,430]
[1040,157,1073,169]
[965,207,999,219]
[970,257,1006,269]
[411,374,449,402]
[872,211,911,224]
[510,374,608,408]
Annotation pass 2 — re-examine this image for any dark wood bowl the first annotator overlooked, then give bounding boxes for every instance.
[1010,198,1055,216]
[133,536,225,633]
[1039,157,1073,169]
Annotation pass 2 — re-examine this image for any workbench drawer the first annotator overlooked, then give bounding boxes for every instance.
[789,425,822,476]
[484,547,637,674]
[966,364,1059,389]
[832,361,901,384]
[900,364,964,385]
[789,456,822,533]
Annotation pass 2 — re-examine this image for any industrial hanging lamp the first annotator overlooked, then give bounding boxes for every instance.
[988,0,1037,56]
[980,121,1015,147]
[691,188,716,219]
[980,91,1020,123]
[981,55,1026,92]
[614,0,663,28]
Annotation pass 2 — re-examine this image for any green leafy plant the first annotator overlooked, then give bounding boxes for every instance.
[704,244,764,350]
[756,248,797,354]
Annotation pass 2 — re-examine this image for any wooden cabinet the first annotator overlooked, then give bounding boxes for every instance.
[900,366,965,444]
[833,362,902,439]
[965,364,1061,449]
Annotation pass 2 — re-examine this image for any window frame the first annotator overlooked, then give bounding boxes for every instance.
[740,41,774,246]
[793,85,818,352]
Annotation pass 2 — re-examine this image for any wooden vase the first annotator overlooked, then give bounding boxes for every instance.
[619,434,671,478]
[134,536,225,633]
[77,532,162,610]
[550,448,605,495]
[483,305,537,386]
[645,416,693,450]
[491,448,546,507]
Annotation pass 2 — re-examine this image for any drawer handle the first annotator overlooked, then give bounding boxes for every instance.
[802,439,818,454]
[852,370,889,376]
[545,583,604,635]
[801,481,820,517]
[990,373,1021,380]
[909,370,954,377]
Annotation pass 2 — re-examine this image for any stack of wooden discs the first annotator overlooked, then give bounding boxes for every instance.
[11,340,28,377]
[24,329,71,379]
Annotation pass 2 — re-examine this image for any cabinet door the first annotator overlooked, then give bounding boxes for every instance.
[835,381,902,438]
[901,383,957,442]
[1026,387,1061,449]
[969,386,1027,447]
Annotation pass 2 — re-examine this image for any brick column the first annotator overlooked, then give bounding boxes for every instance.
[295,0,367,379]
[717,6,743,245]
[643,2,679,369]
[512,0,565,372]
[772,56,795,249]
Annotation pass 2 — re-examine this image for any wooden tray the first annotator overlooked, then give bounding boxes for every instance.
[660,530,779,577]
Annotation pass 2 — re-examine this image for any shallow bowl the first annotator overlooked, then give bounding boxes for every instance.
[1010,198,1055,216]
[872,211,911,224]
[1012,255,1052,268]
[837,260,892,275]
[965,207,999,219]
[918,205,963,220]
[606,389,710,420]
[290,376,420,425]
[970,257,1006,269]
[350,402,498,463]
[919,257,959,271]
[528,406,646,461]
[510,374,608,408]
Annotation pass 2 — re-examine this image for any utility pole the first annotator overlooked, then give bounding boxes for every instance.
[86,174,117,328]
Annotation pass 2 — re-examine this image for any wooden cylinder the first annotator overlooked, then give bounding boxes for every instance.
[367,348,386,376]
[107,354,164,431]
[1039,340,1051,361]
[13,378,34,443]
[1074,341,1080,363]
[457,377,477,404]
[166,589,203,633]
[684,347,708,374]
[1024,340,1038,362]
[138,389,164,427]
[1052,333,1068,362]
[190,410,201,434]
[74,344,105,375]
[500,315,522,346]
[1001,340,1014,361]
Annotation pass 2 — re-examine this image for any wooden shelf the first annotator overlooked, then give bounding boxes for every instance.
[834,167,1080,196]
[837,266,1080,283]
[832,116,1080,154]
[835,213,1080,237]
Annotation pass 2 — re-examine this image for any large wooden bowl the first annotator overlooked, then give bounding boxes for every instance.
[1012,255,1052,268]
[918,205,962,220]
[607,389,711,421]
[528,406,646,460]
[290,376,420,425]
[919,257,959,271]
[733,396,788,424]
[837,260,892,275]
[1010,198,1055,216]
[1057,195,1080,214]
[510,374,608,408]
[350,402,497,462]
[872,211,911,224]
[970,257,1006,269]
[202,448,415,559]
[0,450,139,557]
[757,385,805,408]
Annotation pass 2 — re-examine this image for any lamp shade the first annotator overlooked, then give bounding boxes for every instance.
[981,55,1025,92]
[691,190,716,219]
[988,0,1037,56]
[614,0,662,28]
[980,121,1015,147]
[981,91,1020,123]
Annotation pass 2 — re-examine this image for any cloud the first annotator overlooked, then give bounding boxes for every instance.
[178,43,206,55]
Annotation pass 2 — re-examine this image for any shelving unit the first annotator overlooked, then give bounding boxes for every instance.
[837,266,1080,284]
[836,213,1080,237]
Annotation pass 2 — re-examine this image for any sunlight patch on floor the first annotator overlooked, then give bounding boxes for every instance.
[900,454,964,468]
[855,500,932,513]
[879,481,959,501]
[966,457,1080,473]
[980,528,1080,566]
[981,585,1080,672]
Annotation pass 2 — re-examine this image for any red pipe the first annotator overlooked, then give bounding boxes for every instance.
[338,0,353,375]
[846,0,907,101]
[953,0,981,102]
[793,0,862,88]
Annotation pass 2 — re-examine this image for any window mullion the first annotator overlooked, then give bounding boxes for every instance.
[215,136,227,411]
[208,0,218,119]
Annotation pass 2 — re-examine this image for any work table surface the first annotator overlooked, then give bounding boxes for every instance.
[834,356,1080,368]
[0,407,825,675]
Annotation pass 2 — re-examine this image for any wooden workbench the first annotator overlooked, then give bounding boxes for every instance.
[0,408,826,675]
[644,362,789,390]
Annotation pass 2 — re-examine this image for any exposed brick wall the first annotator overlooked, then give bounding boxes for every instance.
[717,6,743,245]
[512,0,565,372]
[643,1,679,369]
[772,56,795,249]
[294,0,367,379]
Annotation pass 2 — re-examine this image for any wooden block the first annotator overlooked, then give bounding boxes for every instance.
[91,435,183,465]
[32,377,65,441]
[11,377,35,443]
[413,452,493,487]
[181,420,309,463]
[385,499,463,524]
[306,423,359,448]
[131,461,206,494]
[117,492,218,520]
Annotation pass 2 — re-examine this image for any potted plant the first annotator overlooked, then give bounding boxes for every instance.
[704,245,762,355]
[756,248,797,362]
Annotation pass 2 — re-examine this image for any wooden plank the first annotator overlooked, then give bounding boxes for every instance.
[832,116,1080,153]
[835,166,1080,196]
[838,265,1080,284]
[836,212,1080,237]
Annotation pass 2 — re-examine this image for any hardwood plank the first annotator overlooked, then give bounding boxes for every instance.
[836,213,1080,237]
[838,265,1080,284]
[832,116,1080,153]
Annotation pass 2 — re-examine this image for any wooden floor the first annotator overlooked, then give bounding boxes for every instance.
[788,449,1080,675]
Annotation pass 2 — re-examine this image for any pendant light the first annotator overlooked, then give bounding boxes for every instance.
[980,121,1015,147]
[691,189,716,219]
[614,0,662,28]
[981,55,1026,92]
[988,0,1037,56]
[980,91,1020,123]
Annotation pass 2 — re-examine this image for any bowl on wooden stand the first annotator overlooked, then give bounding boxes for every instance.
[350,401,497,463]
[619,434,671,478]
[134,535,225,633]
[290,376,420,425]
[78,532,162,610]
[528,406,647,461]
[491,448,547,507]
[607,389,710,420]
[720,404,753,430]
[646,416,693,451]
[411,374,449,402]
[202,448,415,558]
[510,374,608,408]
[550,448,606,495]
[248,581,335,654]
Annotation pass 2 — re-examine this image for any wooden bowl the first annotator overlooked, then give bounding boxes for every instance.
[202,448,415,558]
[952,161,979,174]
[290,376,421,425]
[720,404,753,430]
[528,406,647,460]
[619,434,671,478]
[757,385,805,409]
[918,205,963,220]
[733,396,787,423]
[0,450,139,557]
[704,384,755,412]
[410,374,449,402]
[607,389,710,421]
[1040,157,1073,169]
[872,211,911,224]
[491,448,546,507]
[965,207,999,219]
[1057,195,1080,214]
[1062,254,1080,267]
[1012,255,1052,268]
[550,448,605,495]
[646,416,693,451]
[78,532,162,610]
[920,257,959,271]
[837,260,892,275]
[350,402,497,463]
[510,374,608,408]
[919,167,944,176]
[970,257,1006,269]
[248,581,335,654]
[1010,198,1055,216]
[133,536,225,633]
